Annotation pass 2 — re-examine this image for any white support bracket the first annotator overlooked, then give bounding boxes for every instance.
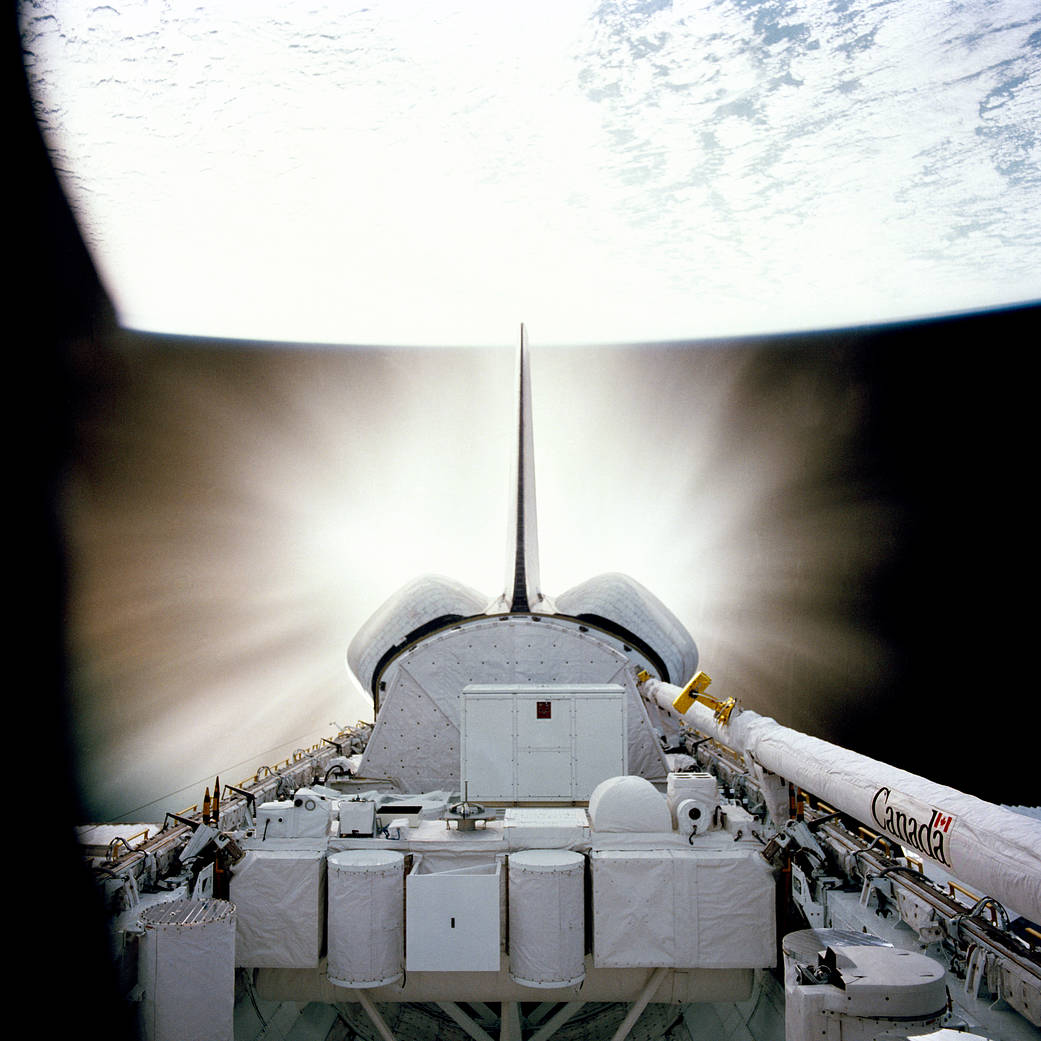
[435,1002,497,1041]
[528,1001,585,1041]
[610,966,668,1041]
[499,1001,522,1041]
[352,993,399,1041]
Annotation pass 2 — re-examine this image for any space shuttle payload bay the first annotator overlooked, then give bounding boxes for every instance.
[82,326,1041,1041]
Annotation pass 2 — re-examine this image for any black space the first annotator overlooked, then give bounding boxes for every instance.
[836,307,1035,802]
[13,4,138,1040]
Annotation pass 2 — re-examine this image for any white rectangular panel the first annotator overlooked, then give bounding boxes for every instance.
[230,850,326,968]
[574,694,627,795]
[517,747,573,799]
[591,849,776,970]
[405,859,502,972]
[461,684,626,802]
[461,693,515,800]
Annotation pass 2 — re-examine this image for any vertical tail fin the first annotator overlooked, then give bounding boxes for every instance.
[493,324,553,614]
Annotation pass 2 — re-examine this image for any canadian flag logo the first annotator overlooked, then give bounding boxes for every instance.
[871,787,958,866]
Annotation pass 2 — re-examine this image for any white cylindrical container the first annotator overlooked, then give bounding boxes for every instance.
[674,796,717,838]
[508,849,585,988]
[139,898,236,1041]
[327,850,405,988]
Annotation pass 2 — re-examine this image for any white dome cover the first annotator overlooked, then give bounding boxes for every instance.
[588,775,672,833]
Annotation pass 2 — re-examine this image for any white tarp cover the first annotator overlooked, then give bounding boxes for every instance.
[229,849,325,968]
[646,678,1041,924]
[138,899,235,1041]
[508,850,585,987]
[591,849,776,969]
[327,850,404,988]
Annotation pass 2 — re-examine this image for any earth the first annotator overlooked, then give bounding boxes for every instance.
[19,0,1041,346]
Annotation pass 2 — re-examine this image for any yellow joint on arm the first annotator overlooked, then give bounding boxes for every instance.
[672,670,713,714]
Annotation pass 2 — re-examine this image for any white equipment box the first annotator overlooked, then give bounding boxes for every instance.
[461,683,626,802]
[503,807,590,849]
[257,795,331,840]
[337,799,376,837]
[406,857,502,972]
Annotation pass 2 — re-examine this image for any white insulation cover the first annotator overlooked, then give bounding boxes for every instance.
[647,679,1041,924]
[346,573,489,695]
[327,850,404,988]
[591,849,776,969]
[508,850,586,987]
[555,571,699,685]
[229,849,325,968]
[139,899,236,1041]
